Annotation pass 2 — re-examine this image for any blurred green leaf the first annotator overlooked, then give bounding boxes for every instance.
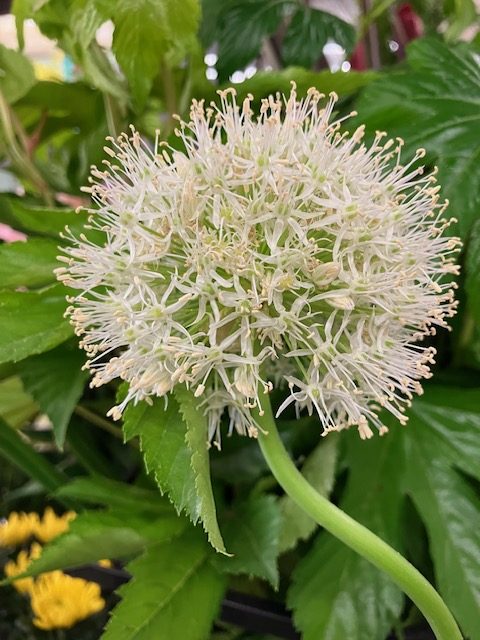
[0,376,38,428]
[355,38,480,237]
[224,68,379,106]
[22,510,186,578]
[215,495,281,587]
[175,385,226,554]
[19,343,88,448]
[215,0,284,82]
[102,529,225,640]
[0,415,67,493]
[56,476,173,514]
[283,7,356,68]
[279,434,338,553]
[0,197,85,238]
[0,44,35,103]
[0,284,72,365]
[466,219,480,325]
[405,386,480,639]
[288,431,404,640]
[0,239,58,289]
[123,393,225,552]
[108,0,200,110]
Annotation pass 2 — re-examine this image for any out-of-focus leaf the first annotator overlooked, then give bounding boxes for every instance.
[22,510,186,578]
[0,376,38,428]
[215,495,281,587]
[0,285,72,364]
[354,38,480,237]
[288,431,404,640]
[466,219,480,325]
[102,529,225,640]
[108,0,200,110]
[175,385,226,554]
[221,68,379,107]
[215,0,284,82]
[0,416,67,493]
[0,44,36,103]
[0,197,85,238]
[123,393,225,553]
[56,476,173,514]
[405,386,480,638]
[279,434,338,553]
[283,7,356,68]
[0,239,58,289]
[19,343,88,448]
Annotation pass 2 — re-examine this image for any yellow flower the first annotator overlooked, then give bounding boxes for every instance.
[34,508,76,543]
[30,571,105,630]
[0,512,39,547]
[4,543,43,594]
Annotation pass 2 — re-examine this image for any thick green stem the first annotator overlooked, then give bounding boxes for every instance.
[254,398,462,640]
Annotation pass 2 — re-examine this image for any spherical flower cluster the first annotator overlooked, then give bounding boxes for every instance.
[57,86,459,446]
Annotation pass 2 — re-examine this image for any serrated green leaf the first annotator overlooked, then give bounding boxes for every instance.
[288,431,404,640]
[23,510,186,579]
[0,416,67,493]
[123,395,225,549]
[283,7,356,68]
[0,376,38,428]
[215,0,284,82]
[279,434,338,553]
[56,476,173,515]
[0,284,72,365]
[175,385,226,554]
[355,38,480,237]
[0,238,58,289]
[0,44,35,103]
[405,387,480,639]
[215,495,281,588]
[18,343,88,448]
[102,529,225,640]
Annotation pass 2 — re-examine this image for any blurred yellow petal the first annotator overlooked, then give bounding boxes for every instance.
[0,512,39,547]
[4,543,43,594]
[34,508,76,543]
[30,571,105,630]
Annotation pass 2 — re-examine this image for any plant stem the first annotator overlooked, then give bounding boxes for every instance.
[74,405,123,440]
[254,397,463,640]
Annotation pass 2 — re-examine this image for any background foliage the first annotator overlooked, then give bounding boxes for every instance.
[0,1,479,639]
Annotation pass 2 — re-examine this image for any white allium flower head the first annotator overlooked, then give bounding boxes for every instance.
[57,85,460,447]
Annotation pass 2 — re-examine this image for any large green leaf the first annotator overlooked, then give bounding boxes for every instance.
[215,0,284,82]
[0,284,72,364]
[19,343,88,448]
[0,416,67,494]
[404,386,480,639]
[288,431,404,640]
[23,510,186,578]
[0,238,58,289]
[102,529,225,640]
[109,0,200,110]
[282,7,356,68]
[215,495,281,588]
[355,38,480,237]
[56,476,173,514]
[123,393,225,553]
[279,434,338,553]
[0,44,35,103]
